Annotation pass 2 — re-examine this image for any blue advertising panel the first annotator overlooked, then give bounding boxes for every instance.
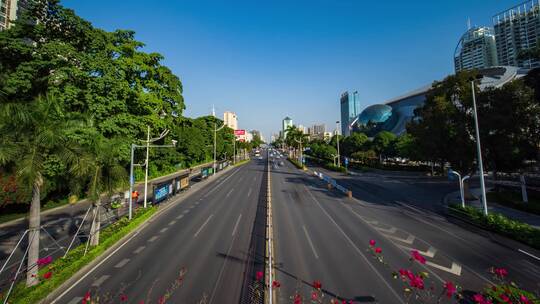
[154,183,170,203]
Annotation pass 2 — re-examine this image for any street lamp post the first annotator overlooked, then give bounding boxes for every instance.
[336,121,341,167]
[471,78,488,215]
[449,169,469,208]
[143,127,170,209]
[233,137,236,165]
[214,121,225,176]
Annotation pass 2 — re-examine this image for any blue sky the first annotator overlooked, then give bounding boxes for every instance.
[62,0,520,140]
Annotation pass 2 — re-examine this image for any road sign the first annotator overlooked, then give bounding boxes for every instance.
[344,157,349,166]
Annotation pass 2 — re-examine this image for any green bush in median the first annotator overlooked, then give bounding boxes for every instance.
[448,205,540,250]
[1,206,157,304]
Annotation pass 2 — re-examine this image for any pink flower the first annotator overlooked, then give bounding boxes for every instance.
[120,294,128,302]
[294,294,302,304]
[409,275,424,289]
[443,281,456,298]
[313,280,322,289]
[82,291,91,304]
[311,291,318,300]
[37,256,53,266]
[472,294,493,304]
[493,267,508,278]
[43,271,52,279]
[499,293,511,303]
[375,247,382,254]
[411,250,426,264]
[369,239,376,247]
[256,271,264,281]
[520,294,532,304]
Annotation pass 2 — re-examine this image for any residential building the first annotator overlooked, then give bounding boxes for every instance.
[309,124,326,140]
[323,132,333,141]
[1,0,17,30]
[223,111,238,130]
[282,117,293,138]
[340,91,361,136]
[493,1,540,68]
[454,26,498,72]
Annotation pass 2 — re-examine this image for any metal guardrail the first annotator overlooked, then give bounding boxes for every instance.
[313,171,352,197]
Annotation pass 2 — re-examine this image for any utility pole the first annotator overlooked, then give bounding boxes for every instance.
[336,121,341,167]
[143,126,150,209]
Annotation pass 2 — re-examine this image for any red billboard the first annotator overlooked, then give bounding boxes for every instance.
[234,129,245,136]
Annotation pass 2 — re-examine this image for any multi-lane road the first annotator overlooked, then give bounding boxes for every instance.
[2,150,540,303]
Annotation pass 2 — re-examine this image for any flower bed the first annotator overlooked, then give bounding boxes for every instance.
[447,205,540,250]
[0,206,157,304]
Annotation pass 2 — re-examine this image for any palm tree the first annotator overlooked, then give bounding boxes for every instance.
[75,135,128,246]
[0,95,79,286]
[285,126,308,159]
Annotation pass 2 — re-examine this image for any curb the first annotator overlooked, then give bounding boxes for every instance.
[41,165,235,304]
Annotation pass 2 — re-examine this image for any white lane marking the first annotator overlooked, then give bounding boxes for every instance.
[114,258,130,268]
[195,201,200,205]
[374,226,397,234]
[183,210,190,214]
[302,225,319,259]
[382,233,415,245]
[194,214,214,238]
[168,220,177,226]
[68,297,82,304]
[92,275,110,287]
[519,249,540,261]
[232,214,242,236]
[304,186,405,304]
[397,245,437,258]
[133,246,145,254]
[426,261,462,276]
[247,187,252,198]
[160,228,168,233]
[204,169,239,197]
[189,205,195,209]
[176,214,184,219]
[148,236,158,242]
[226,188,234,198]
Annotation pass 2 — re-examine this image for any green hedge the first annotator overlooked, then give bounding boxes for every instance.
[448,205,540,249]
[1,206,157,304]
[323,163,347,173]
[287,157,305,169]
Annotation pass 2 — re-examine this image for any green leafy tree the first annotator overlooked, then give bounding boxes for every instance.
[393,134,417,160]
[342,132,369,156]
[0,95,79,286]
[372,131,397,160]
[407,70,478,173]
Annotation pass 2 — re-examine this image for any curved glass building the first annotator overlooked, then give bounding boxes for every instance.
[358,104,393,125]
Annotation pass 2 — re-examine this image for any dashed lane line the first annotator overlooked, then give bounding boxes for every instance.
[232,214,242,237]
[168,220,177,226]
[426,261,462,276]
[194,214,213,238]
[91,275,110,287]
[176,214,184,219]
[226,188,234,198]
[382,233,415,244]
[133,246,145,254]
[183,210,190,214]
[374,226,397,234]
[302,225,319,259]
[160,227,169,233]
[148,236,158,242]
[114,258,130,268]
[68,297,82,304]
[247,187,252,198]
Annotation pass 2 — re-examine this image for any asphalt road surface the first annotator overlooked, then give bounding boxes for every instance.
[270,158,540,303]
[48,158,266,304]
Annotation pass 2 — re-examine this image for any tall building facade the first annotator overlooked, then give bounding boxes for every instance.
[1,0,17,30]
[340,91,360,136]
[454,26,498,72]
[282,117,293,138]
[493,1,540,68]
[223,111,238,130]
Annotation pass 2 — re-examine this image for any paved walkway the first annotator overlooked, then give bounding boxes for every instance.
[445,187,540,229]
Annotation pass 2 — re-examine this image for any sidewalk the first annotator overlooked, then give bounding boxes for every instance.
[444,187,540,229]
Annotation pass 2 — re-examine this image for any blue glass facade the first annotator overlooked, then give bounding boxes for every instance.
[340,91,360,136]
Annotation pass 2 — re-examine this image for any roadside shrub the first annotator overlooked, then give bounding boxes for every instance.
[448,205,540,249]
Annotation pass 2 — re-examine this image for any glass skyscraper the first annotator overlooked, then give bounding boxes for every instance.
[454,26,498,72]
[340,91,360,136]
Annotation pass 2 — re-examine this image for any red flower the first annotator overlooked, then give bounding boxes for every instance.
[375,247,382,254]
[409,275,424,289]
[158,296,166,304]
[411,250,426,264]
[272,280,281,288]
[294,293,302,304]
[520,294,532,304]
[499,293,511,303]
[313,280,322,289]
[43,271,52,279]
[493,267,508,278]
[82,291,91,304]
[120,294,128,302]
[369,239,376,247]
[472,294,493,304]
[443,281,457,298]
[311,291,318,301]
[256,271,264,281]
[37,256,53,266]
